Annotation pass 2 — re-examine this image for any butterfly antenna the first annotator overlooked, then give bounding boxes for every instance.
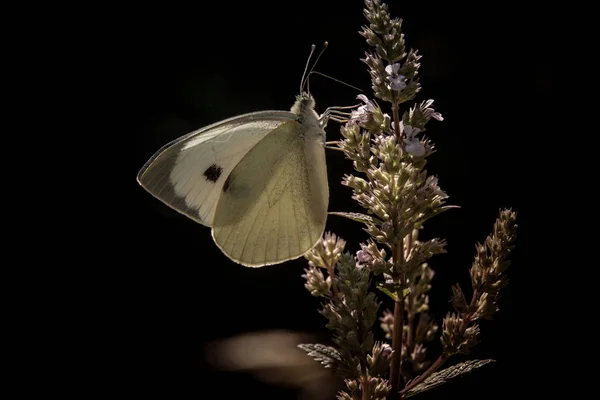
[300,44,317,94]
[308,71,363,93]
[303,41,328,96]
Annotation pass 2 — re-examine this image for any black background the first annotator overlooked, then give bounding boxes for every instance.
[121,1,550,398]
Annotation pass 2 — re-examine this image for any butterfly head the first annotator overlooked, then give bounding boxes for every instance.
[292,92,325,131]
[292,92,316,112]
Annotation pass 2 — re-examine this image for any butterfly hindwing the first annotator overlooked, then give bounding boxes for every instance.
[212,119,329,266]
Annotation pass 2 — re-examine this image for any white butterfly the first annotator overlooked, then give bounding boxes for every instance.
[136,49,346,267]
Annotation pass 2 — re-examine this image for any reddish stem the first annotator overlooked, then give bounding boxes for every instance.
[389,298,405,397]
[362,376,370,400]
[399,353,448,398]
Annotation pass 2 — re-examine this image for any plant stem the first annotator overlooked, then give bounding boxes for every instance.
[392,98,403,144]
[399,353,448,398]
[326,260,340,298]
[389,290,405,396]
[406,307,414,354]
[405,231,413,259]
[388,241,406,398]
[388,97,407,399]
[459,288,478,332]
[405,232,415,355]
[362,376,370,400]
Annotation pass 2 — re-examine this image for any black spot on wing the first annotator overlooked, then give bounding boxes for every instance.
[204,164,223,182]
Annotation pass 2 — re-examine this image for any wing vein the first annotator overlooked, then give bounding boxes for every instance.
[240,192,263,263]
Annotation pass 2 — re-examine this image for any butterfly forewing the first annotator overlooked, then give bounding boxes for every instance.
[137,112,298,226]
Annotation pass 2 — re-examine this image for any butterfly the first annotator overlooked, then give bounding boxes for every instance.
[137,44,349,267]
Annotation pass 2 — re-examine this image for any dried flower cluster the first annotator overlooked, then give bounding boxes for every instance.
[442,209,518,357]
[298,1,519,400]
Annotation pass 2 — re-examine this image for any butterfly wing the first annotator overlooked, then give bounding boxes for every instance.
[137,112,298,226]
[211,120,329,267]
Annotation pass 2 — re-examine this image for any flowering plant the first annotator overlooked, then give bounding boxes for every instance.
[298,1,518,399]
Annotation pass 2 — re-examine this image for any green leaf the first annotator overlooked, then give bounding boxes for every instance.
[405,359,496,397]
[329,212,380,225]
[376,283,409,302]
[298,343,342,369]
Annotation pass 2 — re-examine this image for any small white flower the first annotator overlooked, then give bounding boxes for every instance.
[402,123,421,140]
[420,176,448,199]
[385,63,407,91]
[400,122,425,156]
[425,176,448,198]
[428,110,444,121]
[405,140,426,157]
[381,343,392,357]
[356,94,372,106]
[350,95,377,125]
[357,244,374,263]
[422,99,444,121]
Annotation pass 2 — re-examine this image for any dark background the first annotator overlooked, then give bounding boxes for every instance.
[122,1,550,398]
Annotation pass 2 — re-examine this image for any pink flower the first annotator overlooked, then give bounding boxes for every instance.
[385,63,407,91]
[400,121,426,157]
